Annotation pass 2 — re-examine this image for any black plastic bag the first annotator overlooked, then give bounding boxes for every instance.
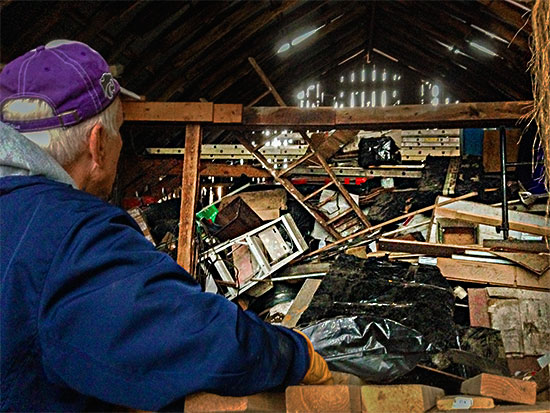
[302,316,427,383]
[358,136,401,167]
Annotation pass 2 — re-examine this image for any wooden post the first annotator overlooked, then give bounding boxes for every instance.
[177,124,202,275]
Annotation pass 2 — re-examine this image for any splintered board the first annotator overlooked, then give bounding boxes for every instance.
[361,384,444,413]
[461,373,537,405]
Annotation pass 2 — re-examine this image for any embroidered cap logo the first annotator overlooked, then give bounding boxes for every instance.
[100,73,116,100]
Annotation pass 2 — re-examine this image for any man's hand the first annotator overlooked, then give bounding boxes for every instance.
[294,330,333,385]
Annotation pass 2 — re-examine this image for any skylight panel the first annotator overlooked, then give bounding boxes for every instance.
[470,24,509,44]
[277,24,326,54]
[468,41,499,57]
[277,43,291,54]
[291,25,325,46]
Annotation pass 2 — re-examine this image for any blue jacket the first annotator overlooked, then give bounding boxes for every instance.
[0,124,309,411]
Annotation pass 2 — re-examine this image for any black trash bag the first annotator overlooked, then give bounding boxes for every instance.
[358,136,401,167]
[302,316,428,383]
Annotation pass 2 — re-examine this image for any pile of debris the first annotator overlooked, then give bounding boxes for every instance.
[130,128,549,405]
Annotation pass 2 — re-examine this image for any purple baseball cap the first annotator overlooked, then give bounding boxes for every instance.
[0,40,139,132]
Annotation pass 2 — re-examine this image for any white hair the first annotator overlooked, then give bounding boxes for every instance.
[2,98,121,166]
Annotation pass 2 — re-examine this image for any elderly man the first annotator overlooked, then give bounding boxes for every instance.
[0,41,330,412]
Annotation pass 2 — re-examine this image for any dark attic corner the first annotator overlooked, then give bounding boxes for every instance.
[1,0,549,412]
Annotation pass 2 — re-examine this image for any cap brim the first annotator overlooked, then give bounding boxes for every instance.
[120,86,143,101]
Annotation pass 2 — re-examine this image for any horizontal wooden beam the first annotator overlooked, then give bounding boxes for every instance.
[435,197,550,237]
[437,257,550,291]
[200,163,269,178]
[244,101,533,129]
[122,102,243,123]
[123,102,213,122]
[123,101,533,130]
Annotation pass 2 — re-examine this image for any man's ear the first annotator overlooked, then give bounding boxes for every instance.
[88,122,107,167]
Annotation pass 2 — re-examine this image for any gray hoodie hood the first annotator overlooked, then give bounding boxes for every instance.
[0,122,76,188]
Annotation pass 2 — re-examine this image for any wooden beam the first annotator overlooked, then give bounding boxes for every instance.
[436,395,495,410]
[281,278,322,328]
[244,101,532,129]
[377,238,489,257]
[461,373,537,405]
[437,258,550,291]
[123,102,213,122]
[123,101,533,129]
[361,385,444,413]
[199,163,269,178]
[435,197,550,237]
[334,101,532,129]
[177,124,202,275]
[213,104,243,123]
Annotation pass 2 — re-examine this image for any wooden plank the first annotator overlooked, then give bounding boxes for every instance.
[281,278,322,328]
[213,104,242,123]
[122,101,533,129]
[411,364,466,395]
[468,288,491,328]
[437,258,550,291]
[286,385,362,413]
[200,163,270,178]
[185,391,285,412]
[122,102,213,122]
[278,262,331,277]
[491,252,550,275]
[360,384,444,413]
[433,402,550,412]
[460,373,537,405]
[483,129,521,173]
[242,106,336,127]
[377,238,488,257]
[241,102,532,129]
[177,124,202,275]
[446,349,509,376]
[486,288,550,356]
[442,227,477,246]
[334,101,532,130]
[436,395,495,410]
[435,197,550,237]
[483,240,550,253]
[534,365,549,399]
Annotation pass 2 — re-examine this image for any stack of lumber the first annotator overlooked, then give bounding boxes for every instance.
[185,373,548,412]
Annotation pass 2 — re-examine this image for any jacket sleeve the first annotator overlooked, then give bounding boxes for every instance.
[38,206,309,411]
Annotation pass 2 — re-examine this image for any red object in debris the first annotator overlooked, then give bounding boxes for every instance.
[122,196,159,210]
[291,178,309,185]
[141,196,158,206]
[122,198,141,210]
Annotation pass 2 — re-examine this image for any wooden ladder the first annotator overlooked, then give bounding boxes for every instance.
[237,136,370,240]
[239,57,371,241]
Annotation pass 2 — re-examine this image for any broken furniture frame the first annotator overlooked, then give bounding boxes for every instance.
[199,214,308,300]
